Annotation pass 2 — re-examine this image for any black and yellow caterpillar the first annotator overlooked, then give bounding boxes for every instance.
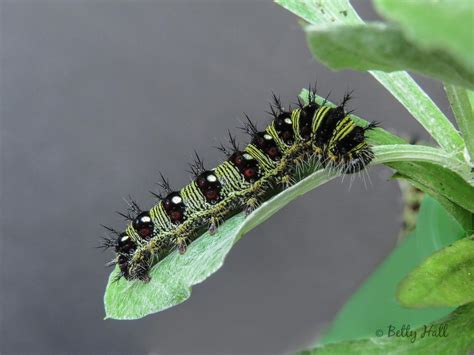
[102,88,377,282]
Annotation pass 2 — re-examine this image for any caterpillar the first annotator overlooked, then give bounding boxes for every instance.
[101,87,377,282]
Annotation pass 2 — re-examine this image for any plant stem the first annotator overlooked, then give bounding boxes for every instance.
[372,144,473,185]
[444,84,474,164]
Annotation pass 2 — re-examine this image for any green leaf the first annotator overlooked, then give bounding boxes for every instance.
[374,0,474,72]
[385,159,474,232]
[393,173,473,234]
[104,170,338,319]
[301,303,474,355]
[319,196,462,346]
[275,0,363,26]
[389,161,474,234]
[276,0,465,156]
[444,84,474,164]
[411,196,466,256]
[389,162,474,214]
[397,236,474,308]
[305,23,474,89]
[467,90,474,112]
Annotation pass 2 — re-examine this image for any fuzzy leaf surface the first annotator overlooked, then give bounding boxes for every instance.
[306,23,474,89]
[397,236,474,308]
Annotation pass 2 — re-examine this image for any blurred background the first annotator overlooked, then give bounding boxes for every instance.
[0,1,455,354]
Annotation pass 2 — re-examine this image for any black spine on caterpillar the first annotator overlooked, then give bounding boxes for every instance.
[102,88,377,282]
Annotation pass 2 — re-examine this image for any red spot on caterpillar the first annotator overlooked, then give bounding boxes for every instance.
[170,210,183,222]
[232,154,243,166]
[267,146,280,159]
[138,227,152,239]
[205,189,218,200]
[282,130,293,141]
[244,168,256,178]
[197,178,206,188]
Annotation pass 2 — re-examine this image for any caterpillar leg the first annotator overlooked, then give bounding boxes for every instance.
[310,146,325,168]
[292,153,307,168]
[343,148,374,174]
[208,217,218,235]
[128,249,152,282]
[208,215,224,235]
[324,152,346,174]
[244,196,261,215]
[177,237,188,254]
[278,174,296,189]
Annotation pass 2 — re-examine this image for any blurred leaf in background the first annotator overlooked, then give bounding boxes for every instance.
[301,302,474,355]
[374,0,474,72]
[305,23,474,89]
[397,236,474,308]
[318,195,464,345]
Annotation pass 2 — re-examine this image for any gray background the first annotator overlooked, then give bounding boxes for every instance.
[0,1,453,354]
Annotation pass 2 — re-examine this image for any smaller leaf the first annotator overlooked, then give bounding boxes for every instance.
[397,236,474,308]
[393,173,473,233]
[275,0,363,26]
[305,23,474,89]
[319,195,462,346]
[374,0,474,72]
[411,196,466,254]
[467,90,474,112]
[388,162,474,215]
[300,303,474,355]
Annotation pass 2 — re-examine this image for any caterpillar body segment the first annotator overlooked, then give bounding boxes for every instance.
[105,89,376,282]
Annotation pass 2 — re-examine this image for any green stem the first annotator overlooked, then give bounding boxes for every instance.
[372,144,472,185]
[373,72,465,156]
[444,84,474,164]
